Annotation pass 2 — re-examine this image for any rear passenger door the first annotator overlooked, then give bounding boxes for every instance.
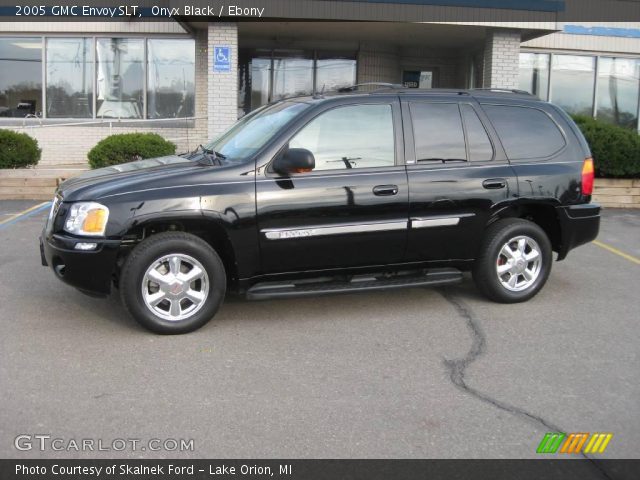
[402,99,518,262]
[480,103,581,204]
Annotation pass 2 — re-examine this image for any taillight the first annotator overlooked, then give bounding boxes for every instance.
[581,157,595,196]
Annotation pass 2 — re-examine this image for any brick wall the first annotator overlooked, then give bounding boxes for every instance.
[4,122,208,167]
[358,44,471,89]
[357,44,401,84]
[207,23,239,139]
[483,29,521,89]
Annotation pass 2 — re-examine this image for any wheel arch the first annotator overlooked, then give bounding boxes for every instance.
[489,201,562,257]
[118,214,238,285]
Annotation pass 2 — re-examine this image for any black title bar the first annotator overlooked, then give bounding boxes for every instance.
[1,459,640,480]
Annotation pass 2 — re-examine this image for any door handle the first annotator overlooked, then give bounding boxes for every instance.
[483,178,507,190]
[373,185,399,196]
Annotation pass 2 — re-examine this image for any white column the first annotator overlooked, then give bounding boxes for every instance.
[483,29,521,89]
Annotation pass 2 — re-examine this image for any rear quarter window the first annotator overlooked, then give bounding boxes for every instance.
[482,104,566,160]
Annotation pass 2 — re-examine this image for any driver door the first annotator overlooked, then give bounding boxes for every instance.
[256,98,409,274]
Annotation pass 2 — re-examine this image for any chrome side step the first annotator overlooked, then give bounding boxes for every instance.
[246,268,463,300]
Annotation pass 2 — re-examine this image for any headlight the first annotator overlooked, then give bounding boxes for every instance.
[64,202,109,237]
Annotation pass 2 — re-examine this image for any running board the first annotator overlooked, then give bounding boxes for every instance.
[246,268,463,300]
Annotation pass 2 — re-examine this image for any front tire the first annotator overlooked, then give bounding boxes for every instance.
[120,232,226,334]
[472,219,552,303]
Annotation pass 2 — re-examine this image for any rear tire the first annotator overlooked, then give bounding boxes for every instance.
[472,219,552,303]
[120,232,226,334]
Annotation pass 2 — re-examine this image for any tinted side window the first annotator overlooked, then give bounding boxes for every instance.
[461,104,494,161]
[409,103,466,162]
[289,104,395,171]
[482,105,566,159]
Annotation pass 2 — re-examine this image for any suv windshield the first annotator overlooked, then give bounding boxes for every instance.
[202,101,310,163]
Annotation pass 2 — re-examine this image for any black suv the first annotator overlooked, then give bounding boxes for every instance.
[40,87,600,334]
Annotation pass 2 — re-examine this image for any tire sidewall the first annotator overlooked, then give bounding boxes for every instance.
[479,220,552,303]
[121,234,226,334]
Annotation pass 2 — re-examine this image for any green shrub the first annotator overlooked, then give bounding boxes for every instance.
[572,115,640,178]
[87,133,176,169]
[0,130,41,169]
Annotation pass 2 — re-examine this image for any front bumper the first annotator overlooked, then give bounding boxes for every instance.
[40,231,121,296]
[556,203,601,261]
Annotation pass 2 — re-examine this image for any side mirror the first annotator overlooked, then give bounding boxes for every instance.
[273,148,315,174]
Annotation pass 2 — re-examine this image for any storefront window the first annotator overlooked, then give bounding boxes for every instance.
[46,38,93,118]
[519,52,549,100]
[0,37,42,117]
[238,49,357,114]
[96,38,144,119]
[147,39,195,119]
[596,57,640,129]
[251,57,271,111]
[316,56,356,92]
[2,35,195,120]
[272,55,314,101]
[550,54,596,116]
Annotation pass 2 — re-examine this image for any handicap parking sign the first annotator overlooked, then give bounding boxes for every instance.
[213,46,231,72]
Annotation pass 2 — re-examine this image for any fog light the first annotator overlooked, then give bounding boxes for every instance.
[75,242,98,251]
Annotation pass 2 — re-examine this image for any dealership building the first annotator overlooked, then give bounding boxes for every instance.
[1,0,640,168]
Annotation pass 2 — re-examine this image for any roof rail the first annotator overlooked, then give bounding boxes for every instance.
[471,88,533,96]
[336,82,404,93]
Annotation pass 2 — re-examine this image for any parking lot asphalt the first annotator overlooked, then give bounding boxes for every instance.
[0,201,638,462]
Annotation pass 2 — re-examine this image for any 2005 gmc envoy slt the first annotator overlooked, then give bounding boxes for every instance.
[40,86,601,334]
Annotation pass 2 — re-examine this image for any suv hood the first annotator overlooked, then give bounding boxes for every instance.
[58,155,215,202]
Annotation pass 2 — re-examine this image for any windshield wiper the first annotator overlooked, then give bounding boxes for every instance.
[182,144,227,166]
[200,145,226,159]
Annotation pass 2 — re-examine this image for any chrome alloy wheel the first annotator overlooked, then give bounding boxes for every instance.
[141,253,209,321]
[496,235,542,292]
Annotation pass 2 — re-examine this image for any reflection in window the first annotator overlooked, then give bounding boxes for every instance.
[238,52,271,114]
[483,105,565,160]
[410,103,466,162]
[315,57,356,92]
[519,53,549,100]
[550,55,595,116]
[96,38,144,119]
[207,101,309,162]
[272,56,314,101]
[46,38,93,118]
[147,39,195,119]
[461,104,493,161]
[597,57,640,129]
[0,37,42,117]
[290,104,395,171]
[251,57,271,111]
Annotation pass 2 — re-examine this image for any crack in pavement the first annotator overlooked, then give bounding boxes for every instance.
[439,288,614,480]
